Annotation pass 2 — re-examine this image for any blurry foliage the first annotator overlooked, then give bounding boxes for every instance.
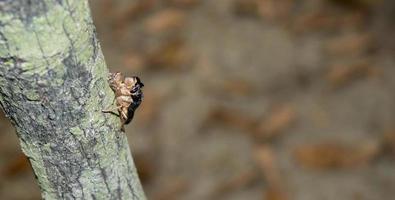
[294,141,381,170]
[146,39,191,71]
[326,61,379,88]
[144,9,186,34]
[203,104,296,142]
[2,0,395,199]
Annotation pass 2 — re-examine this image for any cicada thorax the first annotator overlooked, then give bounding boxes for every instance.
[115,95,132,120]
[104,72,144,128]
[115,86,132,96]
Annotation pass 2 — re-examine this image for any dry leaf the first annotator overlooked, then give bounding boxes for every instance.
[254,145,281,185]
[254,145,288,200]
[325,33,373,57]
[144,9,186,34]
[257,0,277,20]
[294,141,380,170]
[254,105,296,140]
[257,0,293,21]
[326,62,379,88]
[211,170,259,198]
[114,0,156,29]
[152,178,189,200]
[222,79,254,96]
[207,79,255,97]
[203,104,294,141]
[146,39,191,71]
[203,107,256,133]
[292,10,365,33]
[264,186,288,200]
[234,0,293,21]
[292,11,338,33]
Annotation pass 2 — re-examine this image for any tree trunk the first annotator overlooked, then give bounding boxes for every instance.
[0,0,146,199]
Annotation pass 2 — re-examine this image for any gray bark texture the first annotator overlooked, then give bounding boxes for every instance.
[0,0,146,199]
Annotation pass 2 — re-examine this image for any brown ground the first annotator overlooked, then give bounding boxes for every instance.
[1,0,395,199]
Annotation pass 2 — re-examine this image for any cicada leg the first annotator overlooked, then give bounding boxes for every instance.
[102,106,122,116]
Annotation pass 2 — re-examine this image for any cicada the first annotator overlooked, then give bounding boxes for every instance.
[102,72,144,130]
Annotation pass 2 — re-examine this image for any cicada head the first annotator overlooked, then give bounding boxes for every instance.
[108,72,123,91]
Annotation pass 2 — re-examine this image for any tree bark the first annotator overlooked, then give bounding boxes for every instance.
[0,0,146,199]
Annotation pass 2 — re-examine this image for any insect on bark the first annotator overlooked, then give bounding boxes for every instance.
[102,72,144,131]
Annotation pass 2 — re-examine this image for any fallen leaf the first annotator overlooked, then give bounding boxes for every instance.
[254,145,281,185]
[146,39,191,71]
[254,104,296,140]
[205,79,255,97]
[326,62,379,88]
[292,10,365,33]
[222,79,255,96]
[257,0,293,21]
[114,0,156,29]
[233,0,293,21]
[152,178,189,200]
[211,170,259,198]
[203,107,256,133]
[325,33,373,57]
[292,11,337,33]
[264,186,288,200]
[144,9,186,34]
[294,141,380,170]
[254,145,288,200]
[203,104,295,141]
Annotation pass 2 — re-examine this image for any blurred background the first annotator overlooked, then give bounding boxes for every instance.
[1,0,395,199]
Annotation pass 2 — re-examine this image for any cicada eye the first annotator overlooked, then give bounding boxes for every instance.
[131,84,142,93]
[136,77,142,82]
[133,76,144,87]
